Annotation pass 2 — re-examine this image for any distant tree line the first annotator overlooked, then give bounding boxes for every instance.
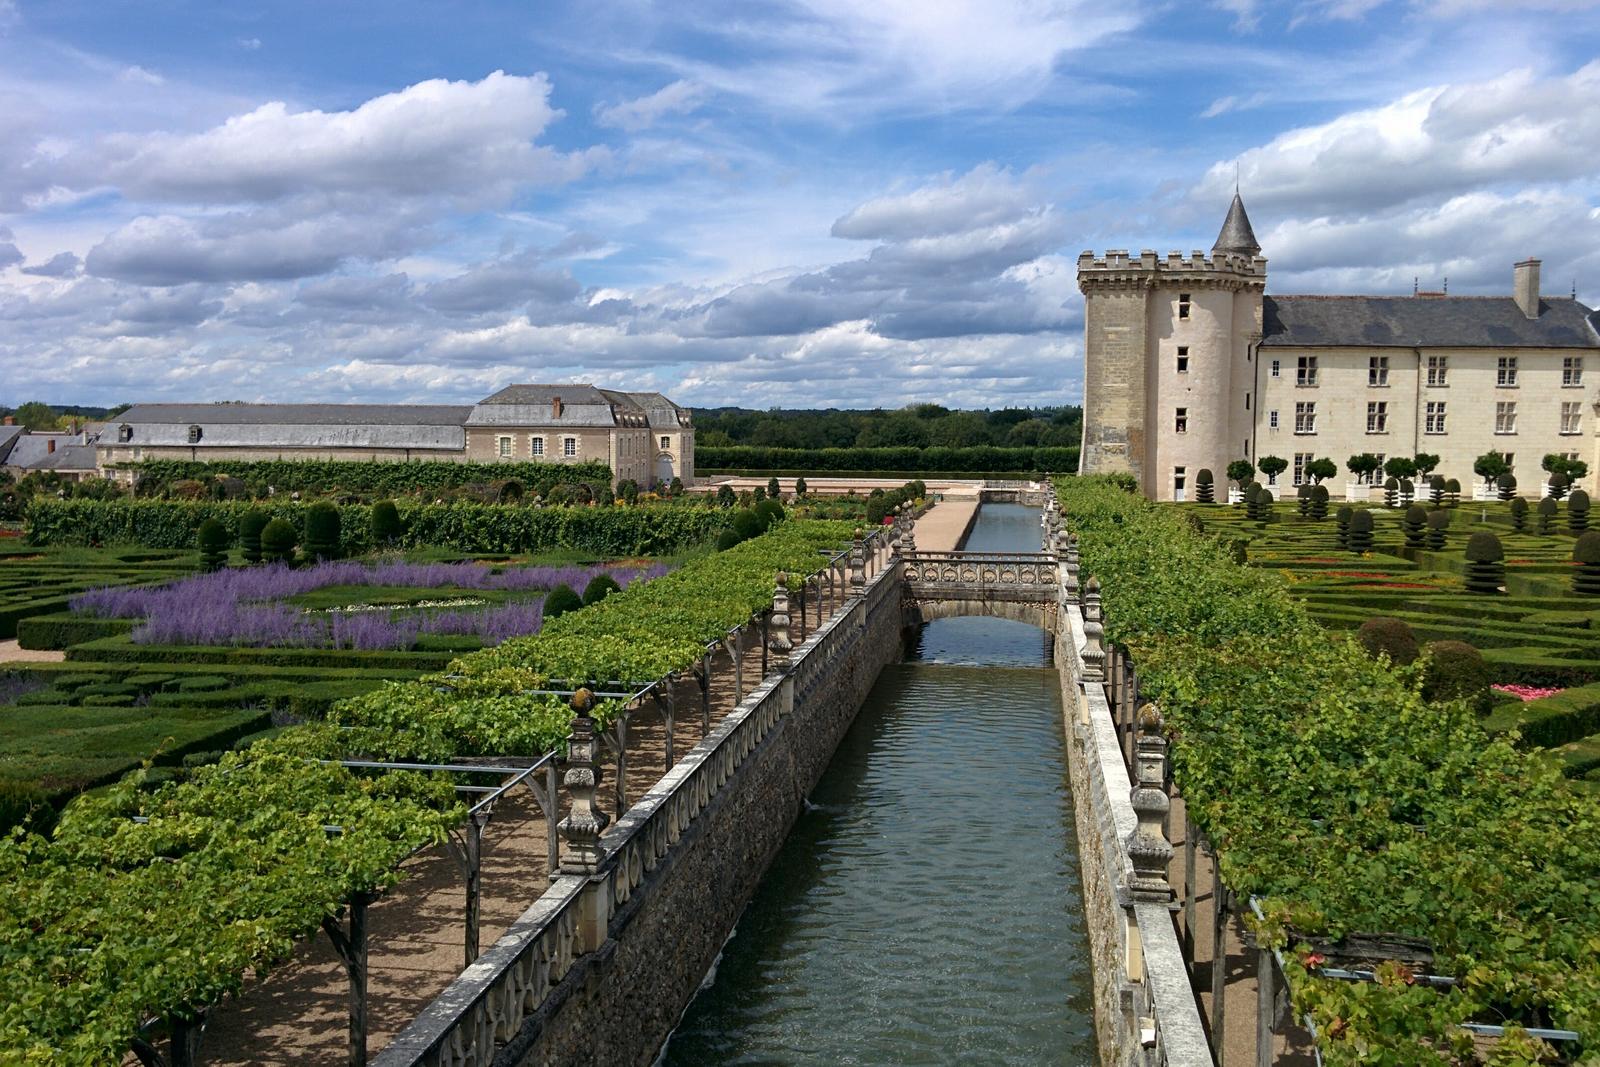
[693,404,1082,451]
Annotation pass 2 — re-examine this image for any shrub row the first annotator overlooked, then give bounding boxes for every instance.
[1060,476,1600,1062]
[696,444,1078,473]
[121,459,612,498]
[25,498,727,555]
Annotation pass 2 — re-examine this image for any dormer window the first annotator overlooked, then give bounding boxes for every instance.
[187,425,202,444]
[117,424,133,443]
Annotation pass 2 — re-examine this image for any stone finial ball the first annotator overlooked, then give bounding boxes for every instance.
[572,687,595,713]
[1136,702,1164,731]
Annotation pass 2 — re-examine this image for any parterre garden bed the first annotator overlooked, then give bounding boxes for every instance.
[1183,497,1600,790]
[0,542,191,639]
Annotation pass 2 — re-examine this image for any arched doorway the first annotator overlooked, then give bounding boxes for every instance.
[653,452,675,487]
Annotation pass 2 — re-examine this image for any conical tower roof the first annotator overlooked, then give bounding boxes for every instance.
[1212,192,1261,256]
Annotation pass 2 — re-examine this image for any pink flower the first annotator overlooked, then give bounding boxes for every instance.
[1492,683,1565,702]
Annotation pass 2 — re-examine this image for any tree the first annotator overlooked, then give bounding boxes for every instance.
[794,476,808,498]
[1306,457,1337,484]
[766,476,781,500]
[1383,456,1418,480]
[12,401,60,430]
[1474,451,1509,485]
[1347,453,1382,482]
[1257,455,1288,485]
[1226,459,1255,488]
[1413,453,1441,479]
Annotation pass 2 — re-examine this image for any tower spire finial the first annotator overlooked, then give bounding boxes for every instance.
[1212,190,1261,257]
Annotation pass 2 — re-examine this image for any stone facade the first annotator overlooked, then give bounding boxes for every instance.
[1080,198,1600,501]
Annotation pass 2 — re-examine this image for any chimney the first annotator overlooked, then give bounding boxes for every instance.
[47,438,56,454]
[552,396,563,420]
[1,416,13,426]
[1514,258,1541,319]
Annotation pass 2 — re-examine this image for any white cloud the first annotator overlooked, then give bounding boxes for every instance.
[119,65,164,86]
[831,164,1039,241]
[237,37,261,50]
[595,79,707,132]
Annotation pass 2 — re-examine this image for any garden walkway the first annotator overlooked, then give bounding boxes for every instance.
[0,639,63,663]
[201,576,850,1064]
[908,494,982,552]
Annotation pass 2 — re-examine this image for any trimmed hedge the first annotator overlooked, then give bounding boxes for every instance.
[696,444,1078,473]
[120,458,612,498]
[15,614,135,651]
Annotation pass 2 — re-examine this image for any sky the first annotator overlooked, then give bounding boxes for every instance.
[2,0,1599,411]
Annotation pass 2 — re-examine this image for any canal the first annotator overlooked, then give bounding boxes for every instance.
[659,503,1095,1065]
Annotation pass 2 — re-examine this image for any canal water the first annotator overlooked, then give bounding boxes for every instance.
[659,504,1095,1065]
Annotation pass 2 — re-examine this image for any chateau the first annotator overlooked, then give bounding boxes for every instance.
[95,384,695,488]
[1078,195,1600,501]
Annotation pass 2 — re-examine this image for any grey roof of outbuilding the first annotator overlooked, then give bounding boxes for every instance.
[1261,295,1600,349]
[115,403,472,425]
[4,432,91,470]
[0,425,21,464]
[614,391,691,429]
[107,403,471,450]
[30,443,100,471]
[469,384,645,428]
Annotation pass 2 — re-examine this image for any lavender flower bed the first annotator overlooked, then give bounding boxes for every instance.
[0,674,44,707]
[70,560,669,651]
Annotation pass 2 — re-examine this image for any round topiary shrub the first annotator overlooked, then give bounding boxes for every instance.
[1497,472,1517,502]
[1335,505,1353,549]
[1310,484,1329,521]
[754,498,785,530]
[583,574,621,606]
[370,499,402,546]
[1421,640,1494,713]
[1247,485,1272,523]
[793,477,808,499]
[196,518,229,572]
[1509,496,1529,532]
[713,528,741,552]
[1195,469,1215,504]
[239,509,269,564]
[715,484,737,508]
[1356,616,1420,666]
[543,584,584,620]
[767,476,781,500]
[1445,478,1461,506]
[1348,509,1374,552]
[1402,505,1427,548]
[496,479,524,503]
[1464,532,1505,594]
[303,501,341,561]
[1399,478,1414,505]
[1570,489,1590,533]
[260,518,297,565]
[1573,531,1600,595]
[1383,476,1399,508]
[1426,508,1450,551]
[1538,496,1559,535]
[1548,471,1571,500]
[1428,475,1446,505]
[730,508,764,541]
[1295,483,1312,517]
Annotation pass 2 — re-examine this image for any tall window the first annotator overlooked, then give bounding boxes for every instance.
[1296,356,1318,386]
[660,435,671,449]
[1268,409,1279,429]
[530,436,545,457]
[1502,453,1515,472]
[1497,356,1519,387]
[1368,356,1389,387]
[497,436,513,458]
[1425,401,1447,434]
[1175,407,1188,434]
[1426,355,1448,386]
[1294,401,1316,434]
[1293,452,1315,486]
[1178,293,1191,319]
[563,437,578,457]
[1366,401,1388,433]
[1564,357,1584,387]
[1174,467,1187,500]
[1495,401,1517,434]
[1270,359,1281,378]
[1562,401,1582,435]
[1176,346,1189,373]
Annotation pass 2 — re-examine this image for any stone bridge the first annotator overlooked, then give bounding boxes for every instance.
[899,550,1060,631]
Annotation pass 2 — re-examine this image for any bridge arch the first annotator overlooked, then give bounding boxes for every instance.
[898,550,1060,633]
[902,595,1057,632]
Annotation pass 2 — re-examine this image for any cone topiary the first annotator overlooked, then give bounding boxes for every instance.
[260,518,296,565]
[1570,489,1590,533]
[1538,496,1558,535]
[1310,484,1329,521]
[1383,476,1399,508]
[1574,531,1600,595]
[1426,509,1450,551]
[1348,509,1374,552]
[196,519,229,572]
[1509,496,1529,532]
[370,499,402,546]
[1421,640,1494,713]
[1356,617,1420,666]
[1497,472,1517,502]
[543,584,584,619]
[1195,468,1215,504]
[303,501,341,561]
[1403,505,1427,548]
[1428,475,1445,506]
[1445,478,1461,506]
[1335,505,1353,549]
[239,509,269,565]
[1463,532,1505,594]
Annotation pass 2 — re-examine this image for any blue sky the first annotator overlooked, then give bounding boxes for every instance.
[2,0,1599,409]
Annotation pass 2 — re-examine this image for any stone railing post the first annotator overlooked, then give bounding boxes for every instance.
[558,688,609,875]
[902,524,917,556]
[1064,533,1081,598]
[1079,576,1106,681]
[1126,703,1174,902]
[850,535,867,595]
[768,573,793,673]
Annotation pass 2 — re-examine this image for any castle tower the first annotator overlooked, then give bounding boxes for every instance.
[1078,196,1268,500]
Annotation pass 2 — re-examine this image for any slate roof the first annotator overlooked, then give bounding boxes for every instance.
[468,384,651,428]
[110,404,470,450]
[30,443,100,472]
[3,432,93,470]
[614,391,692,429]
[1212,193,1261,256]
[1261,295,1600,349]
[0,425,21,465]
